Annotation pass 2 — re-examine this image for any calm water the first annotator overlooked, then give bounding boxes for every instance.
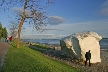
[24,39,60,45]
[99,39,108,46]
[99,39,108,50]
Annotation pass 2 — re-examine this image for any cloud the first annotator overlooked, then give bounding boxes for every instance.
[13,8,65,25]
[12,7,32,16]
[100,8,108,16]
[12,7,24,14]
[20,19,108,38]
[44,28,64,31]
[55,19,108,37]
[30,34,55,36]
[100,0,108,16]
[48,16,65,25]
[102,0,108,7]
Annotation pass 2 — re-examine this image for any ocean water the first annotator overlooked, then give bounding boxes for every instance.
[24,39,60,45]
[99,39,108,46]
[23,38,108,49]
[99,39,108,50]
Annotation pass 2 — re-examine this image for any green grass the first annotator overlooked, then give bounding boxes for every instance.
[32,43,49,49]
[31,45,50,53]
[3,42,83,72]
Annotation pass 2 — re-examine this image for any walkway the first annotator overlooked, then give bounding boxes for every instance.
[0,42,9,72]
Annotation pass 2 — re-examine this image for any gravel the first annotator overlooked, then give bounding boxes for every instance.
[44,50,108,72]
[72,50,108,72]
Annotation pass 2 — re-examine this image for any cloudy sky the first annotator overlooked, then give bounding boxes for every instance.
[0,0,108,39]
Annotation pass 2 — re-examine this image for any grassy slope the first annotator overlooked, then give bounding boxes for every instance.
[3,42,83,72]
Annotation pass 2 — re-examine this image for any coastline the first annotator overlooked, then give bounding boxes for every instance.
[25,40,108,51]
[22,38,108,50]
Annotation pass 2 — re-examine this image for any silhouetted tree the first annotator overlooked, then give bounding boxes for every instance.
[9,21,19,39]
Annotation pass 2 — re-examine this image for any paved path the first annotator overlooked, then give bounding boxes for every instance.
[0,42,9,72]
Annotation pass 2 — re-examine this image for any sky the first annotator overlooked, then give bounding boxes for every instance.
[0,0,108,39]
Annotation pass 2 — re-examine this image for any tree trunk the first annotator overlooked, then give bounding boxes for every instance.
[17,18,25,48]
[16,0,27,48]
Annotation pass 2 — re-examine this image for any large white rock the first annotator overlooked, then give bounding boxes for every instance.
[60,31,102,63]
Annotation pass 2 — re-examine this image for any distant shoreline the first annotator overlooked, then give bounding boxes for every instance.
[102,38,108,39]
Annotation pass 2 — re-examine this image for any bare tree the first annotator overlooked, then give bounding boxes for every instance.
[0,0,53,48]
[9,21,18,39]
[9,21,25,39]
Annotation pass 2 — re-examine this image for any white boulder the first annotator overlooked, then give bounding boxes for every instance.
[60,31,102,63]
